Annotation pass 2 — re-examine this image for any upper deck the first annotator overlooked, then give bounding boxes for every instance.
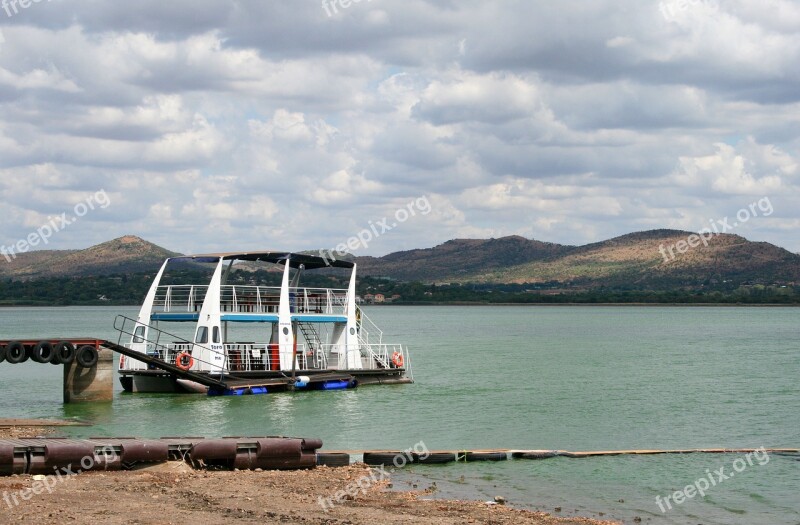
[142,250,355,324]
[151,285,349,322]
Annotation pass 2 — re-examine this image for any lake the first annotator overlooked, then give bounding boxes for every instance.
[1,305,798,524]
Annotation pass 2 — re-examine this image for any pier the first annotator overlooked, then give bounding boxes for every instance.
[0,338,114,403]
[0,335,369,403]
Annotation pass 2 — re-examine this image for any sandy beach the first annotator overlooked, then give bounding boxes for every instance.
[0,426,618,525]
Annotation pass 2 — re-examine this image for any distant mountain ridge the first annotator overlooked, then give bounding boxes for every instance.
[354,235,571,281]
[354,230,800,288]
[1,231,798,290]
[0,235,178,280]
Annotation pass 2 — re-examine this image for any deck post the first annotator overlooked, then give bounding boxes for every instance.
[63,347,114,403]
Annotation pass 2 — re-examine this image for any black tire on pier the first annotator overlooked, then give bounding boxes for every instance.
[5,341,28,364]
[0,344,6,363]
[31,341,55,363]
[316,453,350,467]
[76,345,99,368]
[53,341,76,365]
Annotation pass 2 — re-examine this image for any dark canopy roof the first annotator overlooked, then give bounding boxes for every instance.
[169,251,354,270]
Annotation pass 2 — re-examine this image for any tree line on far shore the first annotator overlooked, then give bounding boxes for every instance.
[1,271,798,306]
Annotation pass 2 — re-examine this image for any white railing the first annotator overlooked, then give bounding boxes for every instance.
[141,341,410,374]
[144,342,313,373]
[356,307,384,346]
[220,343,314,372]
[289,287,348,315]
[153,285,349,315]
[220,286,281,313]
[318,343,409,373]
[153,285,209,312]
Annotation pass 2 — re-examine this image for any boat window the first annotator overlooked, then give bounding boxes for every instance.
[133,326,145,343]
[212,326,220,343]
[196,326,209,344]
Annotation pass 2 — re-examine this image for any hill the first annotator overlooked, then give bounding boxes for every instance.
[355,230,800,289]
[355,235,570,281]
[0,235,179,280]
[1,231,798,294]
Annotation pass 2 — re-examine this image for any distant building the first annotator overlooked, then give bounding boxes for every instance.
[364,293,375,303]
[374,293,385,303]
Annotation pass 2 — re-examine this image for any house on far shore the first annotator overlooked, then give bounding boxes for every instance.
[363,293,375,303]
[374,293,385,303]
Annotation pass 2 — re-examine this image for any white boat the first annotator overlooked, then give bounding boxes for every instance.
[116,251,412,394]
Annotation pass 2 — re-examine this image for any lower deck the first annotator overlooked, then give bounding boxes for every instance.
[120,367,412,394]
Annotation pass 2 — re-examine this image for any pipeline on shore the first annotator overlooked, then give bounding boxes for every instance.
[2,438,797,477]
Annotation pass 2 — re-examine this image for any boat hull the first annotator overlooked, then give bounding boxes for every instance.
[119,369,411,393]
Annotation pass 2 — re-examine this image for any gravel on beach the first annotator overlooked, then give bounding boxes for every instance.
[0,426,618,524]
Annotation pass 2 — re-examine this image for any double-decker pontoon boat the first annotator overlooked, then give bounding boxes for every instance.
[116,251,412,394]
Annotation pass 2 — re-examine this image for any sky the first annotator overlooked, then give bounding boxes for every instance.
[0,0,798,257]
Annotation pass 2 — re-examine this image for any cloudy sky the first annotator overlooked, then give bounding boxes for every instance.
[0,0,798,256]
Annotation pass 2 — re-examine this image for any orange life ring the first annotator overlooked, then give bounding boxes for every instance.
[391,351,404,368]
[176,352,194,371]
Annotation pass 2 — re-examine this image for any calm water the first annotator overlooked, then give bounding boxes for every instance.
[0,305,798,524]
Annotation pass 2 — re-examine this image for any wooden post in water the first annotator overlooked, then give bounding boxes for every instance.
[63,347,114,403]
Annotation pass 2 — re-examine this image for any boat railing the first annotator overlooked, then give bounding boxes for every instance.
[114,315,229,374]
[355,306,383,346]
[288,287,348,315]
[221,285,349,315]
[152,285,349,315]
[220,285,281,313]
[149,342,318,373]
[153,285,209,313]
[317,343,409,375]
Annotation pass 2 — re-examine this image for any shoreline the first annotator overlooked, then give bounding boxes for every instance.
[1,302,799,308]
[0,427,617,524]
